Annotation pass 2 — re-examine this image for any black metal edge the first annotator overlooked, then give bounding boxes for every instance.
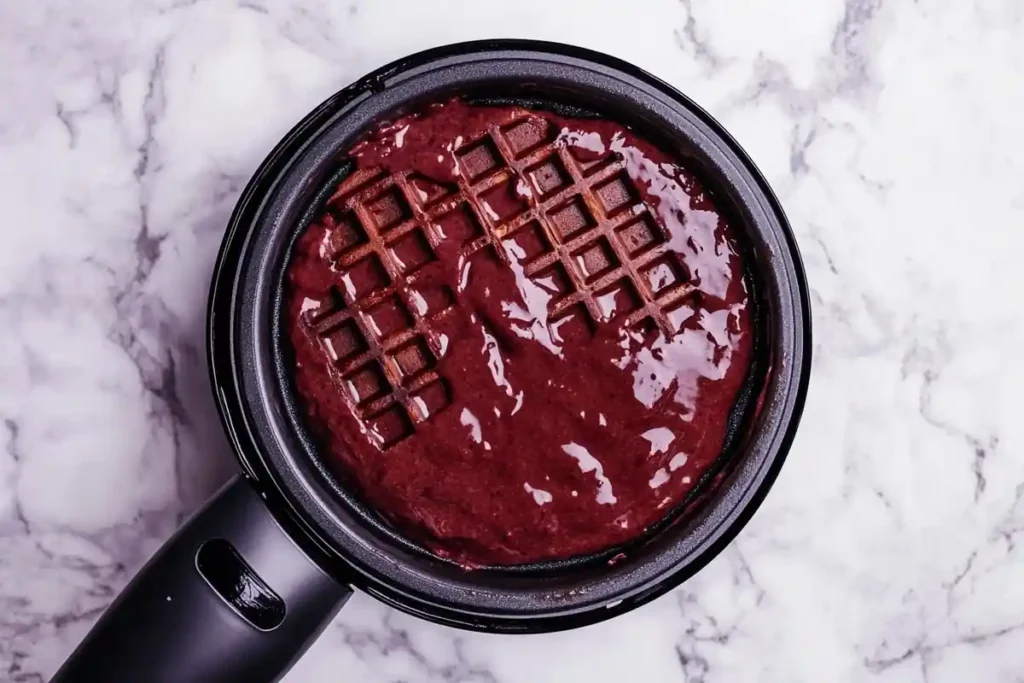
[208,39,812,632]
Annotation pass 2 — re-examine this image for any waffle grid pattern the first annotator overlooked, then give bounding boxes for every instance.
[302,116,695,448]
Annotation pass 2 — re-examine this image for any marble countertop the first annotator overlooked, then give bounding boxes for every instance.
[3,0,1024,681]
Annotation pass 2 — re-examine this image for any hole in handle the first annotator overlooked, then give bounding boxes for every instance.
[195,539,286,631]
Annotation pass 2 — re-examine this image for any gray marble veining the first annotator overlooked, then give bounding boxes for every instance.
[2,0,1024,681]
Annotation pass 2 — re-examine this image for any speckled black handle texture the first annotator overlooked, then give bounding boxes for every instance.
[50,476,351,683]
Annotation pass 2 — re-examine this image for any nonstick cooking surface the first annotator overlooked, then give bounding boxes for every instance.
[285,97,759,567]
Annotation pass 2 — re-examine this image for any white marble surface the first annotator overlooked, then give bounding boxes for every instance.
[3,0,1024,680]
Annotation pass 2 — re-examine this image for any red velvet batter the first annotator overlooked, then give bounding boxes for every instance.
[286,98,754,566]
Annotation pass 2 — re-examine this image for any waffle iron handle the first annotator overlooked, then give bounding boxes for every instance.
[50,476,351,683]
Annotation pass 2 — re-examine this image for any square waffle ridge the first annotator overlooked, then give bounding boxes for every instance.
[302,113,696,449]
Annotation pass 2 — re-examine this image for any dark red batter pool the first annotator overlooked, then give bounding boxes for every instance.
[285,98,754,566]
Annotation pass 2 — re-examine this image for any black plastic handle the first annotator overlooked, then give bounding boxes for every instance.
[51,476,352,683]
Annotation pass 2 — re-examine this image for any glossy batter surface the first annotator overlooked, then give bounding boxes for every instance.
[286,98,754,566]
